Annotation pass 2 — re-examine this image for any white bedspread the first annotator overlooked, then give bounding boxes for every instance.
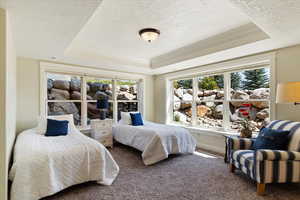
[113,121,196,165]
[9,127,119,200]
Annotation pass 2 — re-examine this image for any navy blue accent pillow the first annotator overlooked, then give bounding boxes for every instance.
[130,113,144,126]
[45,119,69,137]
[252,127,290,150]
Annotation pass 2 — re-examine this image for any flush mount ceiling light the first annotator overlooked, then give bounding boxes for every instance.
[139,28,160,43]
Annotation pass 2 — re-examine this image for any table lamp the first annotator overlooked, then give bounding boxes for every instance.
[97,96,109,120]
[276,82,300,105]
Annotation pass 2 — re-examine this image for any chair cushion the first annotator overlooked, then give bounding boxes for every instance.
[252,127,290,150]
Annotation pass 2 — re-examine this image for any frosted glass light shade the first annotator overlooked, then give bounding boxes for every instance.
[276,82,300,103]
[139,28,160,43]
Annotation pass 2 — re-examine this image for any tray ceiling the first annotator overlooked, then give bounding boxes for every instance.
[4,0,300,74]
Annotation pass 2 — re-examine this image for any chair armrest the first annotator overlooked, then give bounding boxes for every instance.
[256,150,300,161]
[226,136,254,150]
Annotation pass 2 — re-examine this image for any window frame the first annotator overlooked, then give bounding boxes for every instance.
[40,62,145,130]
[168,54,276,134]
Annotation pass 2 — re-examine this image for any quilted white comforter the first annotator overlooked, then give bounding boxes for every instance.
[113,121,196,165]
[9,127,119,200]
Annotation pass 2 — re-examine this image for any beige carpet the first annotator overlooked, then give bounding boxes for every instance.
[44,144,300,200]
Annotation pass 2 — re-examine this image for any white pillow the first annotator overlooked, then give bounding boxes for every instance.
[119,112,139,125]
[35,114,76,135]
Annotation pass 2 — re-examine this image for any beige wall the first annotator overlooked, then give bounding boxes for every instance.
[0,8,7,200]
[275,45,300,121]
[0,8,17,200]
[16,57,154,133]
[16,58,40,133]
[154,44,300,154]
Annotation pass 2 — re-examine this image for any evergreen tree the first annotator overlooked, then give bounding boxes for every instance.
[231,72,241,90]
[242,68,268,90]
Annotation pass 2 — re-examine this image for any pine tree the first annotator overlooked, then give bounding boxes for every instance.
[242,68,268,90]
[231,72,241,90]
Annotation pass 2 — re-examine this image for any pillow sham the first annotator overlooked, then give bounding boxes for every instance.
[119,112,138,125]
[130,112,144,126]
[252,127,290,150]
[45,119,69,137]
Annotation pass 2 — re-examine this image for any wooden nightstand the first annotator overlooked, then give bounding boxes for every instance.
[90,119,113,148]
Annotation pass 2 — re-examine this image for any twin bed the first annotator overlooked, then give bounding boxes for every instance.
[9,113,196,200]
[113,121,196,165]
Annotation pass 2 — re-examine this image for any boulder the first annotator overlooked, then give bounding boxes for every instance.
[187,89,193,95]
[174,88,184,99]
[71,91,81,100]
[203,90,215,96]
[256,108,269,120]
[252,101,269,109]
[90,83,103,93]
[104,90,113,99]
[198,91,204,97]
[174,101,181,111]
[70,78,81,91]
[49,88,70,100]
[47,79,53,90]
[117,92,135,100]
[216,91,224,99]
[174,95,180,102]
[197,105,211,117]
[102,84,111,91]
[120,85,129,91]
[231,90,249,107]
[180,102,192,109]
[250,88,270,99]
[53,80,70,91]
[48,102,80,125]
[182,93,193,101]
[94,91,108,100]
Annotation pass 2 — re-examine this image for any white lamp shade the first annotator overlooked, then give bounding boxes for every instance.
[276,82,300,103]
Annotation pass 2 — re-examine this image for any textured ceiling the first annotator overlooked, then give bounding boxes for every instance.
[229,0,300,41]
[6,0,103,60]
[5,0,300,74]
[65,0,251,67]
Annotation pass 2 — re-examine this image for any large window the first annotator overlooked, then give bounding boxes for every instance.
[170,66,271,132]
[46,72,142,128]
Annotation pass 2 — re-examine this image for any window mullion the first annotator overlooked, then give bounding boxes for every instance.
[81,76,87,127]
[112,79,118,123]
[223,72,231,130]
[192,77,198,126]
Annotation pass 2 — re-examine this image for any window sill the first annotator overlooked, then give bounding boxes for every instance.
[168,122,257,137]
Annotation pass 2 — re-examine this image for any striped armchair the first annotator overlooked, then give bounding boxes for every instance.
[226,120,300,195]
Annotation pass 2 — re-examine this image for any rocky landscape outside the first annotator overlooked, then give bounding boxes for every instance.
[173,68,270,131]
[47,74,138,125]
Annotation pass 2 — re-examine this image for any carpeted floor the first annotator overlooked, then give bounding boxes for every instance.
[44,144,300,200]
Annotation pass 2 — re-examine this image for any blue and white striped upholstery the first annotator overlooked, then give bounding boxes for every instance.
[228,120,300,184]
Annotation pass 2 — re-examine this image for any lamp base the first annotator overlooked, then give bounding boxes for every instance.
[99,109,107,120]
